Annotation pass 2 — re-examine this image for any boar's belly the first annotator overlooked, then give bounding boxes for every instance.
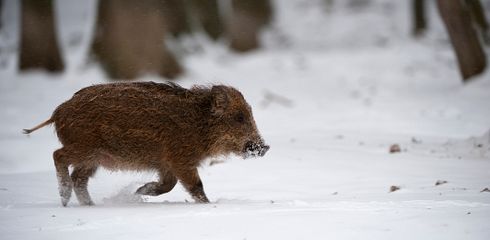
[96,151,162,171]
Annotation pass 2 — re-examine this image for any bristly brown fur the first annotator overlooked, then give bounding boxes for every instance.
[26,81,267,206]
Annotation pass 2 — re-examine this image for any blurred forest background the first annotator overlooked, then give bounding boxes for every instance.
[1,0,489,82]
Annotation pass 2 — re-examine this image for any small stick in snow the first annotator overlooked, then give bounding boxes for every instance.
[435,180,448,186]
[389,185,401,192]
[389,144,401,153]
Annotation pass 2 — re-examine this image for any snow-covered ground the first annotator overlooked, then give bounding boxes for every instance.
[1,0,490,239]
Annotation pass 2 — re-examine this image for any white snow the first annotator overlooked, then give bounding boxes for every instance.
[1,0,490,239]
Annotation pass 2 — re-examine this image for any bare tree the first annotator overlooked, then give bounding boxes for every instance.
[228,0,273,52]
[0,0,3,30]
[162,0,191,37]
[437,0,486,81]
[412,0,427,37]
[188,0,223,40]
[91,0,182,80]
[19,0,64,72]
[465,0,490,44]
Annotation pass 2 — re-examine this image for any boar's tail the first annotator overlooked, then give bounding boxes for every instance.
[22,118,53,134]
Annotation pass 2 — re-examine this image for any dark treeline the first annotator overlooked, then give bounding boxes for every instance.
[15,0,490,82]
[18,0,273,80]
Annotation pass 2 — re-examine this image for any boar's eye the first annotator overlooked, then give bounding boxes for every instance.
[234,112,245,124]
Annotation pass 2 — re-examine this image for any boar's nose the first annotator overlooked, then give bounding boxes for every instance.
[259,144,270,157]
[244,141,270,158]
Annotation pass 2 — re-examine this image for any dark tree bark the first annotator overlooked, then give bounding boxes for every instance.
[437,0,486,81]
[229,0,273,52]
[162,0,191,37]
[188,0,223,40]
[19,0,64,72]
[1,0,3,30]
[412,0,427,37]
[465,0,490,44]
[91,0,182,80]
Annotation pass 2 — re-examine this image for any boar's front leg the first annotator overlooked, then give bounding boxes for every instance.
[136,169,178,196]
[172,167,209,203]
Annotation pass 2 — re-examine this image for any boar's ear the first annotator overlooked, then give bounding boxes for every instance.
[211,86,229,116]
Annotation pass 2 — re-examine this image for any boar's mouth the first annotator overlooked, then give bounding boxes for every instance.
[242,141,270,159]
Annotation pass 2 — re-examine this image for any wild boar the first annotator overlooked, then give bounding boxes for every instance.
[23,82,269,206]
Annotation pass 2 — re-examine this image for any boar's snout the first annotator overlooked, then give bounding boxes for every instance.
[243,140,270,158]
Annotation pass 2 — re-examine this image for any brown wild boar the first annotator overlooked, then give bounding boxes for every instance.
[23,82,269,206]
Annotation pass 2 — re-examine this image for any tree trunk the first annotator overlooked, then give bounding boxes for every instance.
[412,0,427,37]
[188,0,223,40]
[0,0,3,30]
[437,0,486,81]
[19,0,64,72]
[161,0,191,37]
[91,0,182,80]
[228,0,273,52]
[465,0,490,44]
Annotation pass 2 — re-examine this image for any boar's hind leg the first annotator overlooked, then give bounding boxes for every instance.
[172,167,209,203]
[53,148,74,207]
[71,165,98,206]
[136,169,177,196]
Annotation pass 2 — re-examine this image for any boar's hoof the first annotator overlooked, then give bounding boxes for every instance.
[135,181,176,196]
[136,182,162,196]
[61,197,70,207]
[79,200,95,206]
[243,141,270,158]
[189,182,210,203]
[59,183,73,207]
[193,194,210,203]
